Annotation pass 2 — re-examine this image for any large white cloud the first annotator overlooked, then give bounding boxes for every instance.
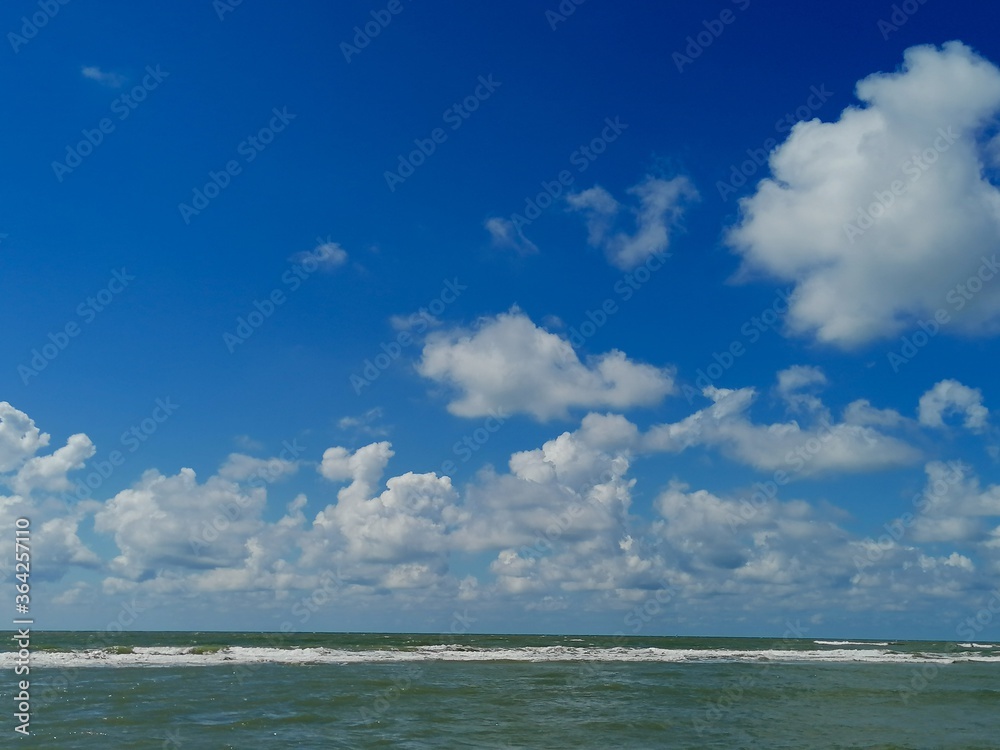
[417,308,674,420]
[461,414,669,602]
[643,385,921,477]
[94,468,267,575]
[567,175,698,270]
[309,442,462,590]
[4,396,998,628]
[727,42,1000,347]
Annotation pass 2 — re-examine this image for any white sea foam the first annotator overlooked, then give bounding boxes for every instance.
[4,645,1000,669]
[814,640,890,646]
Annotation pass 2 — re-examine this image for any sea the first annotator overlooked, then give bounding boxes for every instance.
[2,632,999,749]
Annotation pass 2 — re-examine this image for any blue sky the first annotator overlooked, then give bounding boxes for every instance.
[3,0,1000,639]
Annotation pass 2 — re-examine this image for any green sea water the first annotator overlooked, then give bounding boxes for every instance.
[2,632,999,748]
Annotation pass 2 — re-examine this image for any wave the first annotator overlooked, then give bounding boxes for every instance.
[814,640,890,646]
[4,645,1000,669]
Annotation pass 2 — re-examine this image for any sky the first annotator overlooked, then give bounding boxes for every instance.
[3,0,1000,640]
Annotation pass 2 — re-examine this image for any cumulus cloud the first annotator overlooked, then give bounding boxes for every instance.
[643,385,921,476]
[416,308,675,420]
[911,460,1000,542]
[654,479,985,614]
[0,402,50,473]
[484,216,538,255]
[94,468,267,575]
[918,379,989,432]
[654,480,851,584]
[567,175,698,269]
[460,415,667,598]
[319,441,393,488]
[4,397,998,626]
[727,42,1000,347]
[10,433,94,495]
[310,442,461,587]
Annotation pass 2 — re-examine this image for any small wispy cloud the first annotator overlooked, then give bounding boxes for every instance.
[81,65,126,88]
[484,216,539,255]
[337,408,389,437]
[290,239,348,272]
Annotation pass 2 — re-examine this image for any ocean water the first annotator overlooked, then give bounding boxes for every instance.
[2,632,999,749]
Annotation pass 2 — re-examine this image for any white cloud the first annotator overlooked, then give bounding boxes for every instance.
[0,402,50,473]
[776,365,828,412]
[234,434,265,452]
[842,399,907,428]
[94,468,267,575]
[417,308,674,420]
[4,398,998,628]
[567,175,698,269]
[319,441,393,488]
[727,42,1000,347]
[643,385,921,476]
[337,408,389,437]
[911,460,1000,542]
[36,516,102,570]
[217,453,300,483]
[777,365,827,394]
[310,442,461,587]
[81,65,125,87]
[290,240,348,271]
[10,433,94,495]
[918,379,989,432]
[484,216,538,255]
